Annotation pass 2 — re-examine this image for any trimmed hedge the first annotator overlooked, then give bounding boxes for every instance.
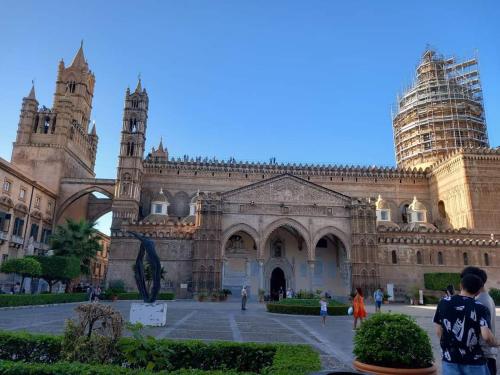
[102,292,175,301]
[266,303,348,316]
[0,293,87,308]
[0,361,251,375]
[489,288,500,306]
[0,330,320,375]
[424,273,460,291]
[275,298,343,307]
[423,295,440,305]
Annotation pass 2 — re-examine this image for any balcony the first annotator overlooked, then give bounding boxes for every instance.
[9,235,24,247]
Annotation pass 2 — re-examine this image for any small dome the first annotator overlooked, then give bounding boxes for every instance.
[409,196,426,211]
[375,195,390,210]
[152,188,168,202]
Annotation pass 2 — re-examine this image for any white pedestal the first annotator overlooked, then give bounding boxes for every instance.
[129,302,167,326]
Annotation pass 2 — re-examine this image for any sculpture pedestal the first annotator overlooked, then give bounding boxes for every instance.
[129,302,167,326]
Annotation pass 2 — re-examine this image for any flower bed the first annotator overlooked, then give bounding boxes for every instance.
[267,298,348,315]
[0,293,87,308]
[0,330,320,375]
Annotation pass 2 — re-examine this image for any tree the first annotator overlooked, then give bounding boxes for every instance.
[0,257,42,292]
[50,219,102,275]
[32,256,81,293]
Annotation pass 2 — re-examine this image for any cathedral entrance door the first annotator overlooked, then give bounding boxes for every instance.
[270,267,286,301]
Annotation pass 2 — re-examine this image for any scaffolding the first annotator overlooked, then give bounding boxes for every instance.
[392,49,489,169]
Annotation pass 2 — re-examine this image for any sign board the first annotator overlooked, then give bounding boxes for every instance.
[180,283,188,289]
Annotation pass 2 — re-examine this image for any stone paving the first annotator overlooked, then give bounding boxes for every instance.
[1,300,500,372]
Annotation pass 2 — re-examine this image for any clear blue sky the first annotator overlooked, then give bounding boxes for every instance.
[1,1,499,232]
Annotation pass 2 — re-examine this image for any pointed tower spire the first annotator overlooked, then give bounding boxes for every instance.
[90,121,97,135]
[135,73,142,92]
[70,40,87,68]
[27,80,37,100]
[158,137,164,152]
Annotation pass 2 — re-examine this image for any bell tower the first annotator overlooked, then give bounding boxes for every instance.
[11,43,98,193]
[111,79,149,229]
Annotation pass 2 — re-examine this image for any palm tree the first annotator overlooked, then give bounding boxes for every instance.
[50,219,102,276]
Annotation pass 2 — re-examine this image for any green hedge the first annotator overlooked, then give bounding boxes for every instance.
[0,361,251,375]
[423,273,460,291]
[275,298,343,306]
[0,293,87,308]
[102,292,175,301]
[489,288,500,306]
[266,303,348,316]
[0,331,319,375]
[423,295,440,305]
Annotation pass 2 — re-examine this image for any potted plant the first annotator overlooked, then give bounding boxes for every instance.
[210,292,218,302]
[220,289,232,301]
[197,292,206,302]
[353,313,436,374]
[106,279,126,302]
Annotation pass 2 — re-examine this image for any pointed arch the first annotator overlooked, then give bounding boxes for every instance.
[221,223,260,258]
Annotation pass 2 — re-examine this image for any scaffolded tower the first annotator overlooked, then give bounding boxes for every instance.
[393,49,488,169]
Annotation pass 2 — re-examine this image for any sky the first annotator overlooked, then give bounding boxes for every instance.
[1,1,499,234]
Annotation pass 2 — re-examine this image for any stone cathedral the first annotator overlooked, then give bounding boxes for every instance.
[2,45,500,300]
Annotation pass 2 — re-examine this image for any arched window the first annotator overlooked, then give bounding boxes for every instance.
[68,81,76,93]
[484,253,490,266]
[33,115,39,133]
[43,117,50,134]
[438,251,444,265]
[438,201,446,219]
[126,142,135,156]
[401,204,410,223]
[51,116,56,133]
[416,251,422,264]
[391,250,397,264]
[463,252,469,266]
[129,118,138,132]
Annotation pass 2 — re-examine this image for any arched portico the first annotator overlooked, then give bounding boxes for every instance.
[260,217,310,258]
[221,223,260,258]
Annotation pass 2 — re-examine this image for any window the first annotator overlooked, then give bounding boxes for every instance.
[438,201,446,219]
[391,250,397,264]
[463,252,469,266]
[416,212,425,222]
[484,253,490,266]
[30,223,39,241]
[1,254,7,264]
[41,228,52,244]
[0,211,11,232]
[438,251,444,265]
[401,204,409,223]
[3,180,11,193]
[417,251,422,264]
[19,188,26,200]
[47,201,53,213]
[13,218,24,237]
[380,210,389,221]
[34,196,41,209]
[155,204,162,214]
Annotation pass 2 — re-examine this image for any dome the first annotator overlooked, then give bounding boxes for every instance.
[409,196,426,211]
[152,188,168,203]
[375,195,390,210]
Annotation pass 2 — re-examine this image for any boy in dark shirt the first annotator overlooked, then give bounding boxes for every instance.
[434,273,497,374]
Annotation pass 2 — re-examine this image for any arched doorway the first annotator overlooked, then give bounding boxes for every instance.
[270,267,286,301]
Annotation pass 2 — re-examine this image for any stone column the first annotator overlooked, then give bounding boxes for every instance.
[221,258,227,289]
[307,260,315,292]
[258,259,264,291]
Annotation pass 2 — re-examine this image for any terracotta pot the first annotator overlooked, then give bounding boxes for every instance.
[353,360,437,375]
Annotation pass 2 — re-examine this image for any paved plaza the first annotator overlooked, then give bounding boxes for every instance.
[1,300,500,372]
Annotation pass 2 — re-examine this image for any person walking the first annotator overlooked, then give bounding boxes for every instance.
[461,267,497,375]
[241,286,248,311]
[373,287,384,313]
[353,287,367,330]
[433,273,497,375]
[319,297,328,326]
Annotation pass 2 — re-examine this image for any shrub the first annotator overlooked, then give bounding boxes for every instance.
[424,273,460,291]
[423,295,440,305]
[0,293,87,307]
[276,298,343,307]
[353,313,434,368]
[102,292,175,301]
[266,303,348,316]
[0,330,320,374]
[30,256,81,293]
[0,360,156,374]
[107,279,126,295]
[0,331,61,363]
[489,288,500,306]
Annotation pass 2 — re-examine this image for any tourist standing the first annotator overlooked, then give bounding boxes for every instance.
[278,287,284,301]
[319,297,328,326]
[433,273,496,375]
[373,287,383,313]
[241,286,247,311]
[353,287,367,330]
[461,267,497,375]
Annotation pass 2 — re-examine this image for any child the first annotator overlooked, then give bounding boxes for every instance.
[319,297,328,326]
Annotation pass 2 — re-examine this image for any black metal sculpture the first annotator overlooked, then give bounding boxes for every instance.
[128,231,161,303]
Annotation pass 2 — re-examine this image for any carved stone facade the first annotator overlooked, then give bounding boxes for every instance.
[2,45,500,299]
